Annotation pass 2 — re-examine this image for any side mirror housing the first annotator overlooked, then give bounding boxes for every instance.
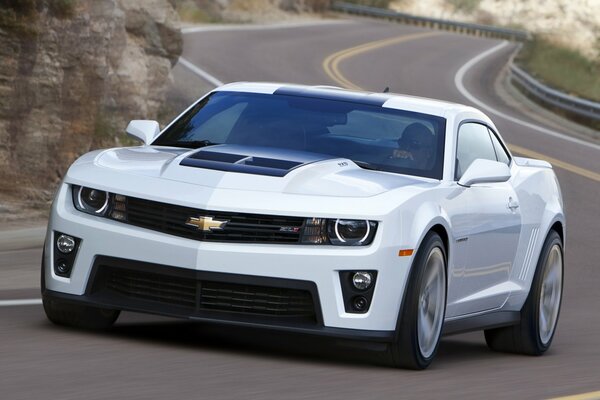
[458,159,511,187]
[126,120,160,145]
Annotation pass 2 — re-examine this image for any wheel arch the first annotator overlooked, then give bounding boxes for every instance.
[429,224,449,262]
[408,208,452,273]
[527,214,565,284]
[393,215,451,333]
[549,220,564,246]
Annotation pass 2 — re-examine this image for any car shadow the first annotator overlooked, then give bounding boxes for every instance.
[108,318,389,368]
[39,311,513,369]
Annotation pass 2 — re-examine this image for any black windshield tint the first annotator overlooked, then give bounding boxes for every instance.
[154,91,446,179]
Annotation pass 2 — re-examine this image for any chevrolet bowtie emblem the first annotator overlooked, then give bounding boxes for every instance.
[185,216,228,232]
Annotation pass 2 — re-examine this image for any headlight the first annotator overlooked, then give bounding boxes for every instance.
[301,218,377,246]
[328,219,377,246]
[72,185,110,216]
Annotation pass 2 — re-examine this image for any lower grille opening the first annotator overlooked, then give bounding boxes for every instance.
[106,269,197,309]
[200,281,315,317]
[95,266,317,323]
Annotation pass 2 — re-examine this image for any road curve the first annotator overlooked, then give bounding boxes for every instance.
[2,18,599,400]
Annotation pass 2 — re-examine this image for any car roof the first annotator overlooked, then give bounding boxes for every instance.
[213,82,481,118]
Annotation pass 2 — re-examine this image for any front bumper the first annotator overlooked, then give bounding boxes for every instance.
[45,183,414,333]
[42,256,395,343]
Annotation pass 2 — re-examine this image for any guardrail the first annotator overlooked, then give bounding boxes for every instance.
[332,2,529,41]
[508,63,600,121]
[332,1,600,122]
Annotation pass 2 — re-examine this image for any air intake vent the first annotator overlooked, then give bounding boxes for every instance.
[179,145,331,177]
[95,265,318,322]
[241,156,301,170]
[188,151,247,163]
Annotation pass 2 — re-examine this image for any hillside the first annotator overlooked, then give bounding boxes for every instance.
[390,0,600,60]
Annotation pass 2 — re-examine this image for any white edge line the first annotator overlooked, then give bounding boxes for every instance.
[178,57,224,87]
[0,298,42,307]
[454,41,600,152]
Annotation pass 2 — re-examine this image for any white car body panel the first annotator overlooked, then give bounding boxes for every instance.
[44,82,565,335]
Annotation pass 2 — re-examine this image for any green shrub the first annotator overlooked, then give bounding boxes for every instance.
[1,0,38,16]
[448,0,481,14]
[304,0,332,12]
[0,1,39,36]
[342,0,393,9]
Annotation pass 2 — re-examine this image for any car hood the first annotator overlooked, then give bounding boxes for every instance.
[89,145,430,198]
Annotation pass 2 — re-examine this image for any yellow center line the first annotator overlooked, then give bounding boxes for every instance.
[322,35,600,182]
[548,391,600,400]
[323,31,443,91]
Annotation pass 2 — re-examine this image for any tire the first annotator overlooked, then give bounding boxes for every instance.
[41,253,120,330]
[484,230,563,355]
[390,231,447,369]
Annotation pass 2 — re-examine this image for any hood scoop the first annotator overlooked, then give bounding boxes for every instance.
[180,144,332,177]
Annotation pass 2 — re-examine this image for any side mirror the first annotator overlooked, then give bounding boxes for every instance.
[458,159,511,187]
[126,120,160,145]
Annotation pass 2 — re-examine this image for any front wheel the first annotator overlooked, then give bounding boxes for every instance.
[390,231,447,369]
[484,230,563,355]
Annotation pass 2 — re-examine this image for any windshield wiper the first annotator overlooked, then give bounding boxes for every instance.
[159,140,220,149]
[352,160,382,171]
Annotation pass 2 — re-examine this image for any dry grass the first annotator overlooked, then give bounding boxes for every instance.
[517,36,600,102]
[175,0,222,23]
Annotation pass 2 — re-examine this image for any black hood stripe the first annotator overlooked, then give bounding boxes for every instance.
[274,86,389,107]
[180,145,334,177]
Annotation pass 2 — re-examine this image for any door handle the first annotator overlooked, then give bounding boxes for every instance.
[508,197,519,211]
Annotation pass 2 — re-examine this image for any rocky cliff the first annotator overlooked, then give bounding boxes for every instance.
[0,0,182,219]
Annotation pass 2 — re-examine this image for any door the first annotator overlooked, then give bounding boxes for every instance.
[448,123,522,317]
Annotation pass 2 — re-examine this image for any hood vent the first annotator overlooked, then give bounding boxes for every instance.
[180,145,331,177]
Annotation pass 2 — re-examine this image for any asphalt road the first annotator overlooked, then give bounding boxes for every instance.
[2,18,600,400]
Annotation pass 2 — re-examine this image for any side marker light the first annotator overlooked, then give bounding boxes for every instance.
[398,249,414,257]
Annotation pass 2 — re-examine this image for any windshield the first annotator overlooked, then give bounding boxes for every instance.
[154,91,446,179]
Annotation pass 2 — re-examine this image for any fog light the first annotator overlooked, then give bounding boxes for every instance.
[56,260,70,275]
[352,296,368,312]
[56,234,76,254]
[352,271,373,290]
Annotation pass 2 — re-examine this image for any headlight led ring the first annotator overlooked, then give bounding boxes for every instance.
[334,219,371,244]
[75,186,109,215]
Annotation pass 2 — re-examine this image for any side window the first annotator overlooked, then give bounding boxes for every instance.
[455,123,497,180]
[488,128,511,165]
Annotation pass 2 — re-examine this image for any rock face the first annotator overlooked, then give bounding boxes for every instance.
[0,0,182,207]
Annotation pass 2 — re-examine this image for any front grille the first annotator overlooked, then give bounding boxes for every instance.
[119,196,304,244]
[99,267,317,321]
[200,281,315,316]
[105,268,197,309]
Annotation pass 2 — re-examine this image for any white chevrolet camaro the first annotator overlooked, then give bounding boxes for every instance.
[42,83,565,369]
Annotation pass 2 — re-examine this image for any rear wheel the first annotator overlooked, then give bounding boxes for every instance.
[390,232,447,369]
[484,230,563,355]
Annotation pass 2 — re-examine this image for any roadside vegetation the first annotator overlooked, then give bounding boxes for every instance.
[173,0,334,24]
[342,0,393,7]
[516,36,600,102]
[174,0,223,23]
